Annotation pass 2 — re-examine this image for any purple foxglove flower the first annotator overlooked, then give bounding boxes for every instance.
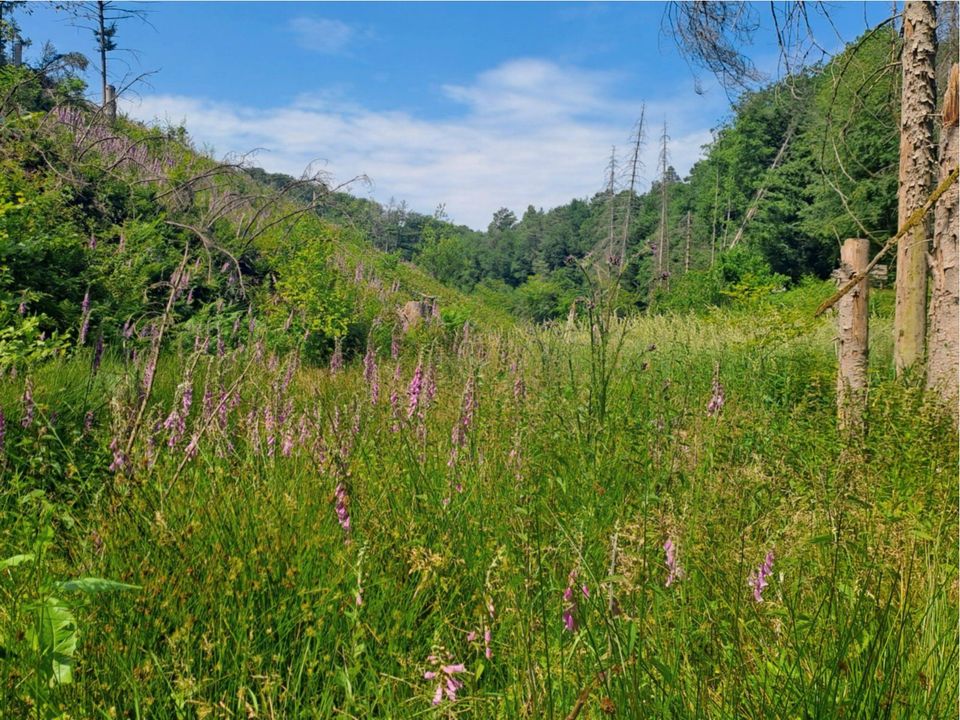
[334,482,351,534]
[202,387,214,421]
[707,365,725,416]
[21,381,34,428]
[407,360,423,420]
[0,408,5,455]
[424,365,437,408]
[91,334,104,374]
[363,345,379,404]
[664,538,685,587]
[108,438,127,472]
[750,550,775,602]
[562,568,583,632]
[184,433,199,460]
[78,305,89,347]
[425,656,466,705]
[264,407,276,456]
[84,410,94,434]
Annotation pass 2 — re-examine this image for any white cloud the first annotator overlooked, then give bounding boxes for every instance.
[120,59,722,230]
[289,17,356,54]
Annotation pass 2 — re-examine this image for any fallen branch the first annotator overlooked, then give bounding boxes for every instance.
[814,167,959,317]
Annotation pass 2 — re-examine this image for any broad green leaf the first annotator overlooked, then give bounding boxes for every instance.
[0,553,34,570]
[56,577,141,594]
[29,597,77,686]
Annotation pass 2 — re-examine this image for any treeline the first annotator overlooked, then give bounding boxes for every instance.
[271,28,902,321]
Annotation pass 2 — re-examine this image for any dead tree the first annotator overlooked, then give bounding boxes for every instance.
[926,62,958,419]
[619,108,645,265]
[894,1,937,375]
[66,2,148,114]
[728,120,796,248]
[656,121,670,290]
[836,238,870,438]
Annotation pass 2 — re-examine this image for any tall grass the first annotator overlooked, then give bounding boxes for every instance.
[0,299,956,719]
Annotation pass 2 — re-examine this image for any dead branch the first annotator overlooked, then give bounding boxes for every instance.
[815,167,959,317]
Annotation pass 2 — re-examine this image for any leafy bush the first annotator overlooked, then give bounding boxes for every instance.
[653,246,788,313]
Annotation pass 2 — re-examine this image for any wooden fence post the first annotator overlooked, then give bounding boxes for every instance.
[836,238,870,438]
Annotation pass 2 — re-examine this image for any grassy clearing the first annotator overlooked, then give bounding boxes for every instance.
[0,289,956,719]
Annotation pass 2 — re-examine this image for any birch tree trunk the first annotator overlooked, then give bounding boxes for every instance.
[926,63,959,420]
[894,1,937,375]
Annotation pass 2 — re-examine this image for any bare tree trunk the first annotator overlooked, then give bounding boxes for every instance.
[98,0,109,109]
[105,84,117,121]
[711,167,719,266]
[926,63,959,420]
[728,121,796,248]
[837,238,870,439]
[721,197,731,250]
[894,1,937,374]
[657,121,670,290]
[606,145,617,252]
[619,108,645,263]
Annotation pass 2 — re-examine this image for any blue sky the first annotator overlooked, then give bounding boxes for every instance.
[18,2,890,229]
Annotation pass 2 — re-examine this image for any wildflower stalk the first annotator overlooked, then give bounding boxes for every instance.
[122,241,192,465]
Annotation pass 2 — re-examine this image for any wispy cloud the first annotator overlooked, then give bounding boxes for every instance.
[288,17,357,55]
[121,58,722,229]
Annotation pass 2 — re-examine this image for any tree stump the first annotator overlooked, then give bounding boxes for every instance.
[837,238,870,439]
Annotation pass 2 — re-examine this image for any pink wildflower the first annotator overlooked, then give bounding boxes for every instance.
[562,568,587,632]
[334,483,351,534]
[750,550,775,602]
[664,538,685,587]
[108,437,127,473]
[363,345,379,404]
[79,291,91,345]
[707,364,725,416]
[21,380,34,428]
[424,656,466,705]
[407,360,423,420]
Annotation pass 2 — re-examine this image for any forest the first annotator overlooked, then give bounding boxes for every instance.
[0,2,957,718]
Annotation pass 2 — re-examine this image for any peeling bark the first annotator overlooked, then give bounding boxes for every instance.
[926,63,959,421]
[894,1,937,374]
[837,238,870,439]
